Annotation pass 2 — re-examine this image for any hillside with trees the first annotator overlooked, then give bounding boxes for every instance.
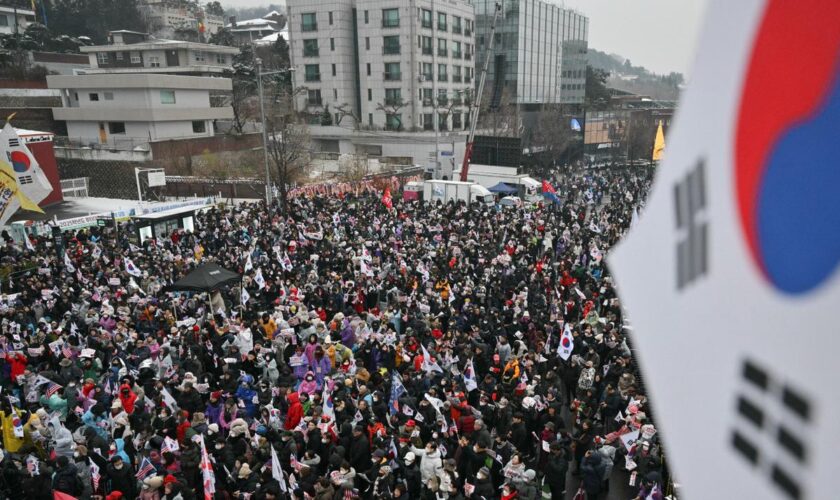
[588,48,684,100]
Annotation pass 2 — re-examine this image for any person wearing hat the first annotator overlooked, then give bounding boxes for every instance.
[349,425,372,476]
[162,474,182,499]
[401,451,422,498]
[235,462,258,498]
[542,441,570,499]
[94,454,137,500]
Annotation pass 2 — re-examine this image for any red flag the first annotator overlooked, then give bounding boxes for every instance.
[542,180,556,194]
[382,187,393,209]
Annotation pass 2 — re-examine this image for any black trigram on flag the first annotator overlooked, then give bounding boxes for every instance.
[674,159,708,289]
[8,138,19,148]
[732,359,812,499]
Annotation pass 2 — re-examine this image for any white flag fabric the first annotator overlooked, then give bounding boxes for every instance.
[129,243,141,253]
[160,387,178,411]
[463,358,478,392]
[420,345,443,374]
[244,252,253,272]
[63,252,75,273]
[271,444,287,492]
[606,2,840,499]
[241,287,250,304]
[23,234,34,251]
[281,252,293,272]
[91,245,102,260]
[124,257,141,277]
[254,268,266,289]
[360,259,374,277]
[0,122,53,205]
[557,323,574,360]
[199,435,216,499]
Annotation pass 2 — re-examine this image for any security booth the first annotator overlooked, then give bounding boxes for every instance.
[132,205,200,243]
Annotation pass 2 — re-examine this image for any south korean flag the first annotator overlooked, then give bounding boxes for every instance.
[609,2,840,500]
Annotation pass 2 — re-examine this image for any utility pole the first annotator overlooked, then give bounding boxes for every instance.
[256,59,294,205]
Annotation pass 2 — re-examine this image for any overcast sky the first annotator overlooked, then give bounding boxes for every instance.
[224,0,708,76]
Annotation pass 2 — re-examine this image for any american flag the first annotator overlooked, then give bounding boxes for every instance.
[161,436,180,454]
[199,436,216,500]
[61,344,72,359]
[90,459,100,491]
[290,453,304,473]
[135,456,155,480]
[45,382,62,398]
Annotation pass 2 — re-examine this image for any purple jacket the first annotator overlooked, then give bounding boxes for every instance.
[309,355,331,387]
[205,401,223,425]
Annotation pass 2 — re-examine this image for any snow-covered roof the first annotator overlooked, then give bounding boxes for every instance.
[255,29,287,45]
[227,17,279,28]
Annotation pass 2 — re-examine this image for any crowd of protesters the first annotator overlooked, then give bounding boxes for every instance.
[0,167,666,500]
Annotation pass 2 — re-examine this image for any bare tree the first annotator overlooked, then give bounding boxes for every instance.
[262,84,311,213]
[339,154,369,182]
[525,106,576,178]
[335,103,360,128]
[376,98,408,131]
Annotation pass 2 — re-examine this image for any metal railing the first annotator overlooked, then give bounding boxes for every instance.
[60,177,89,198]
[54,136,151,152]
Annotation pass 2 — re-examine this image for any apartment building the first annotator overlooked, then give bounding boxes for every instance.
[0,2,34,35]
[141,0,225,37]
[287,0,476,133]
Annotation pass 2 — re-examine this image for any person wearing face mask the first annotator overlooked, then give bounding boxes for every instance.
[98,455,137,500]
[409,439,443,484]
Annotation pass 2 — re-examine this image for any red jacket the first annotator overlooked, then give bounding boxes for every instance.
[5,353,27,380]
[176,420,191,444]
[284,392,303,430]
[118,384,137,414]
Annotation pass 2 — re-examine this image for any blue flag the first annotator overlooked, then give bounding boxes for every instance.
[389,372,406,415]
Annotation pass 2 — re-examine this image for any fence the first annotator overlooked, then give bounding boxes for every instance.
[60,177,89,198]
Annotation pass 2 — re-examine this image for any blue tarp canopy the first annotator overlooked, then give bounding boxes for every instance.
[488,182,519,194]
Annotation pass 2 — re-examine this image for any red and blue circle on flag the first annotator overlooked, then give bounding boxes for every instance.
[9,151,30,173]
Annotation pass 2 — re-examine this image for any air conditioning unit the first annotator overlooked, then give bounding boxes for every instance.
[418,75,426,82]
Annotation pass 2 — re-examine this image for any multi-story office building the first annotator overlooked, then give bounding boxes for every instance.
[287,0,476,133]
[474,0,588,107]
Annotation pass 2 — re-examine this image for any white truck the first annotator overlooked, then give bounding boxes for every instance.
[454,164,542,204]
[421,180,495,206]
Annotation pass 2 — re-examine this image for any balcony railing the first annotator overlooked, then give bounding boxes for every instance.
[301,22,317,32]
[422,98,433,106]
[437,74,448,82]
[422,20,432,29]
[452,75,462,83]
[465,29,471,37]
[384,97,402,106]
[384,72,401,81]
[383,45,401,55]
[306,98,323,106]
[305,73,321,82]
[421,73,433,81]
[382,19,400,28]
[465,52,472,60]
[437,96,448,106]
[303,48,319,57]
[438,48,448,57]
[422,47,432,55]
[452,51,462,59]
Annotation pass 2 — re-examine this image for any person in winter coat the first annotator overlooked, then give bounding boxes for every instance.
[49,419,75,458]
[410,440,443,483]
[512,469,539,500]
[298,372,318,395]
[284,391,303,430]
[204,391,224,425]
[118,384,137,414]
[580,450,607,499]
[52,456,84,497]
[349,425,371,473]
[472,466,495,498]
[103,455,138,499]
[543,442,569,500]
[403,451,422,498]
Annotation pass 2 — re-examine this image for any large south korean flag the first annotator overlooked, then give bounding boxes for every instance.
[609,1,840,500]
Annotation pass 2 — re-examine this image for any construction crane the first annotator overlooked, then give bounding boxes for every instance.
[461,1,503,182]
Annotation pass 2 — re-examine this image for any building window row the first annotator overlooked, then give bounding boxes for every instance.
[419,9,472,36]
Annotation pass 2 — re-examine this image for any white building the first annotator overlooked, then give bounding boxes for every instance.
[79,31,239,76]
[0,3,34,35]
[140,0,225,37]
[47,73,233,148]
[227,10,286,45]
[286,0,475,175]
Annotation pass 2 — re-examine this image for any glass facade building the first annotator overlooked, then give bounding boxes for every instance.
[475,0,588,105]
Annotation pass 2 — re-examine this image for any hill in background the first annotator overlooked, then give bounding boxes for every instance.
[588,48,684,101]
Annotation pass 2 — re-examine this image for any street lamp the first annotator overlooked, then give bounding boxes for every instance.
[255,58,295,205]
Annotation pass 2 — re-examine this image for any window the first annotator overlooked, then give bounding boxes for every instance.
[465,43,472,60]
[452,112,462,129]
[384,62,401,81]
[365,37,370,50]
[438,38,447,57]
[73,93,78,101]
[194,51,206,62]
[382,8,399,28]
[383,35,400,55]
[304,64,320,82]
[423,113,434,130]
[421,36,432,55]
[368,113,373,127]
[89,93,100,101]
[330,38,335,51]
[216,54,226,64]
[453,65,462,83]
[328,11,333,25]
[115,52,124,61]
[385,113,402,131]
[364,10,369,23]
[453,16,462,34]
[437,12,447,31]
[465,20,472,37]
[333,89,338,99]
[192,120,206,133]
[368,89,372,101]
[452,41,462,59]
[104,92,114,101]
[421,9,432,29]
[160,90,176,104]
[366,63,371,76]
[149,56,161,67]
[96,52,109,65]
[421,63,433,81]
[307,89,322,106]
[301,12,317,31]
[331,63,336,77]
[422,88,433,106]
[130,52,141,64]
[464,67,472,84]
[303,39,319,57]
[0,15,7,27]
[437,63,447,82]
[437,89,448,106]
[108,122,126,134]
[438,112,448,131]
[385,88,401,105]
